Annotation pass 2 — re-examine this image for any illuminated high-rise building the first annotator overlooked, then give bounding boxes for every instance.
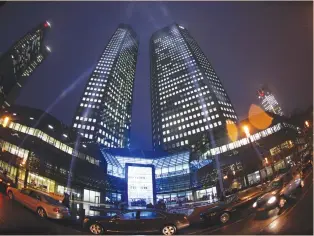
[72,24,139,148]
[150,23,238,152]
[257,86,284,116]
[0,21,51,108]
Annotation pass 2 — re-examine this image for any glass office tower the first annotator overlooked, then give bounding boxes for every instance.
[150,23,238,152]
[257,86,284,116]
[72,24,139,148]
[0,21,51,108]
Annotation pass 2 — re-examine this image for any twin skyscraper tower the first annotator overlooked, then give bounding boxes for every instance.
[0,22,238,153]
[72,23,238,152]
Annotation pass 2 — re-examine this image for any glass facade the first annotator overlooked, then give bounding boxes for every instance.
[157,191,193,205]
[0,159,17,181]
[83,189,101,204]
[247,171,261,186]
[200,123,283,160]
[274,160,286,171]
[0,118,100,166]
[0,21,51,108]
[257,87,284,116]
[27,172,55,193]
[102,149,191,179]
[72,24,139,148]
[150,23,238,152]
[195,187,217,201]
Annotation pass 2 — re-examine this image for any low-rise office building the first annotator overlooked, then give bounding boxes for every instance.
[0,105,107,205]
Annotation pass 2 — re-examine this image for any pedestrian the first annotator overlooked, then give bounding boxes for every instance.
[161,200,166,211]
[62,192,70,208]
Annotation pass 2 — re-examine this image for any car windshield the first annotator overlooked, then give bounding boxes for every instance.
[42,194,63,206]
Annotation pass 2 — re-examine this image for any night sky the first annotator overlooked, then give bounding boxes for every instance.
[0,2,312,150]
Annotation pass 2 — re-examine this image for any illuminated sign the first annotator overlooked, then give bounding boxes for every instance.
[126,165,155,207]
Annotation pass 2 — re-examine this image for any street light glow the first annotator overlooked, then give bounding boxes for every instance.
[2,117,10,128]
[242,125,251,137]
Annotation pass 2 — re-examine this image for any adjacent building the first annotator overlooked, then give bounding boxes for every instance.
[0,105,109,215]
[72,24,139,149]
[101,114,307,206]
[0,21,51,109]
[150,23,238,152]
[257,86,284,116]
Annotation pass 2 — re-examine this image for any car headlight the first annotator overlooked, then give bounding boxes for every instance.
[252,202,257,208]
[267,196,277,204]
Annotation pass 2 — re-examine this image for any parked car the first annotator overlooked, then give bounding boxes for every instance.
[83,209,190,235]
[252,170,304,216]
[0,172,16,192]
[6,187,71,219]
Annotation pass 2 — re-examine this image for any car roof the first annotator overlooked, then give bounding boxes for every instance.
[25,188,59,200]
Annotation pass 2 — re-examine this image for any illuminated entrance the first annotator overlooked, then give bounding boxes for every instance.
[126,164,156,208]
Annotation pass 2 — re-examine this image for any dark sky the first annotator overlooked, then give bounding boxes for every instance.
[0,2,312,150]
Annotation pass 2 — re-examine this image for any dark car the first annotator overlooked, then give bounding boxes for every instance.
[200,204,235,225]
[252,171,304,216]
[0,171,16,192]
[83,209,190,235]
[199,193,258,225]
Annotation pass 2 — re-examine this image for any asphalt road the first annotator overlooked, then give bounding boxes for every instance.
[187,170,313,235]
[0,190,84,234]
[0,170,312,235]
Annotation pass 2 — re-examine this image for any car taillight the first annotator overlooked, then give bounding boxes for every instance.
[53,208,60,213]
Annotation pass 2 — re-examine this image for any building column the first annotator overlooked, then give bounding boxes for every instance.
[23,169,29,188]
[244,175,249,187]
[15,167,19,186]
[100,191,105,204]
[192,190,197,201]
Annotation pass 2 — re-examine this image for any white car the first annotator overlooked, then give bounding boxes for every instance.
[7,187,71,219]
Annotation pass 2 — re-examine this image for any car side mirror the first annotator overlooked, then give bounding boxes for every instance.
[36,196,41,201]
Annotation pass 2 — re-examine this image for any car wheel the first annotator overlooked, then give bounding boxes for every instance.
[7,191,14,200]
[162,225,177,235]
[220,212,230,224]
[37,207,47,218]
[277,198,286,215]
[89,223,104,235]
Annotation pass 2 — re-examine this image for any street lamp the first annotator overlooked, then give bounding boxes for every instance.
[305,120,310,128]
